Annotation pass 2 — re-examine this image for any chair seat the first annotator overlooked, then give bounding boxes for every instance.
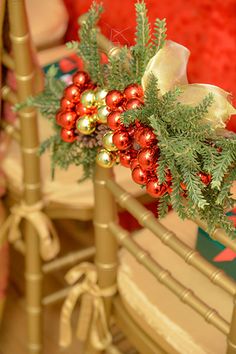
[118,211,233,354]
[1,116,143,209]
[25,0,68,49]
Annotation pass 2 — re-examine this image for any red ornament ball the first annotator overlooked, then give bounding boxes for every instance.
[107,111,123,130]
[134,126,145,144]
[59,111,77,130]
[126,98,143,110]
[130,158,139,170]
[60,128,77,143]
[127,124,136,137]
[198,172,212,185]
[113,130,131,150]
[146,178,168,198]
[119,150,135,168]
[76,102,93,116]
[64,84,81,103]
[138,147,158,171]
[72,71,90,88]
[136,127,157,148]
[132,166,147,185]
[106,90,125,110]
[56,111,63,125]
[124,83,144,100]
[60,97,75,111]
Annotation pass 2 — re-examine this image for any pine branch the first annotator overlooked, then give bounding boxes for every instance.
[152,18,167,53]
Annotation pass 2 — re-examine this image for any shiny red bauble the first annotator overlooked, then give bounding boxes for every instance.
[72,71,90,88]
[198,172,212,185]
[106,90,125,110]
[138,147,158,171]
[60,128,77,143]
[126,98,143,110]
[124,83,144,100]
[119,150,136,168]
[127,124,136,137]
[59,111,77,129]
[76,102,93,116]
[113,130,131,150]
[130,158,139,170]
[134,126,145,143]
[146,179,168,198]
[136,127,157,148]
[60,97,75,110]
[64,84,81,103]
[107,111,122,130]
[56,111,63,125]
[132,166,147,185]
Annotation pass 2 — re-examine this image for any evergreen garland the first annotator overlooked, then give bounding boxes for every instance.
[20,0,236,236]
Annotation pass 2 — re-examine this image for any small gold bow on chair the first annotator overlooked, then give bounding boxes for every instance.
[60,262,117,350]
[0,200,60,260]
[142,40,236,131]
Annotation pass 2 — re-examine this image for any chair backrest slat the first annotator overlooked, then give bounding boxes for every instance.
[108,221,230,335]
[106,178,236,296]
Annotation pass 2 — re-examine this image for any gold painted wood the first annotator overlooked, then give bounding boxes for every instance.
[2,50,14,69]
[109,222,229,335]
[42,247,95,274]
[5,1,43,353]
[106,179,236,296]
[1,85,18,104]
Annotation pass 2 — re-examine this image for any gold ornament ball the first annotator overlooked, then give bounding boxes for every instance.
[95,88,108,106]
[80,90,96,108]
[97,105,110,123]
[96,149,116,168]
[76,115,96,135]
[102,131,118,151]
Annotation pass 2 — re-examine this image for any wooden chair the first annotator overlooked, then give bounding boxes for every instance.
[0,1,145,353]
[61,164,236,354]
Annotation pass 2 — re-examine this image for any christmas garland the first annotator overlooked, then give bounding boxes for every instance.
[19,1,236,236]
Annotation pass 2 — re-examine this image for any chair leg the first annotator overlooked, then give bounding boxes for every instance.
[25,222,43,354]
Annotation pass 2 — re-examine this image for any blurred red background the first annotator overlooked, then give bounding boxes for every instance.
[63,0,236,131]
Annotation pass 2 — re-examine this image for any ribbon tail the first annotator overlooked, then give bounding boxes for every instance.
[76,293,93,342]
[90,298,112,351]
[59,286,83,348]
[28,212,60,260]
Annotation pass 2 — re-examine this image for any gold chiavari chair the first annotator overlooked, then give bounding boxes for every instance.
[0,2,145,353]
[61,164,236,354]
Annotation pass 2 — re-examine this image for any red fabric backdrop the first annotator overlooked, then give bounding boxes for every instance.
[63,0,236,132]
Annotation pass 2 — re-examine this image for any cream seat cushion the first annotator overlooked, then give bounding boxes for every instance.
[25,0,69,49]
[2,116,143,208]
[118,211,233,354]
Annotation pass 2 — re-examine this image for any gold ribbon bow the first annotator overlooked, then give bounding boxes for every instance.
[0,200,60,260]
[60,262,117,350]
[142,40,236,131]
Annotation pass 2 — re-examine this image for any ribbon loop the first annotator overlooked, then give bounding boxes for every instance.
[0,200,60,260]
[60,262,117,350]
[142,40,236,131]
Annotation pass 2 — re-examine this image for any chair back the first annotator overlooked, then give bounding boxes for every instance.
[93,163,236,354]
[1,0,43,206]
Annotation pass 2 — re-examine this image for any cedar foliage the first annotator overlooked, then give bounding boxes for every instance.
[20,1,236,236]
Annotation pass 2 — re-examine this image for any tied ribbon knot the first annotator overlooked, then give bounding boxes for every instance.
[0,200,60,260]
[60,262,117,350]
[142,40,236,131]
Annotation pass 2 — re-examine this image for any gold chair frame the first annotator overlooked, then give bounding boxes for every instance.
[88,164,236,354]
[0,2,96,353]
[0,3,149,353]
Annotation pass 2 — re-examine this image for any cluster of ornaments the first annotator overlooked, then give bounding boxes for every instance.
[56,71,212,199]
[95,83,171,198]
[56,70,110,143]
